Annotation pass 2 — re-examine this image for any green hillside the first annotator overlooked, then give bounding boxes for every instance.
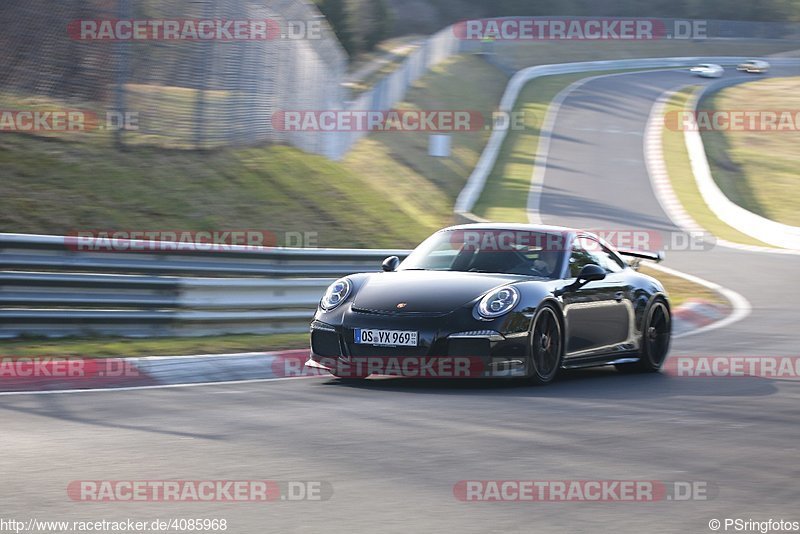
[0,55,507,248]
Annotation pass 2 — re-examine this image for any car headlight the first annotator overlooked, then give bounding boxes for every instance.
[477,285,520,319]
[320,278,351,311]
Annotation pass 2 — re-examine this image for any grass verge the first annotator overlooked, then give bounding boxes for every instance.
[699,77,800,227]
[343,55,507,228]
[344,35,424,95]
[639,265,727,308]
[347,35,424,76]
[0,55,507,249]
[0,333,309,358]
[661,88,773,247]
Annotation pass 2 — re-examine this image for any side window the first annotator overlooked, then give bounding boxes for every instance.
[569,237,624,276]
[597,243,625,273]
[599,245,625,273]
[569,238,597,277]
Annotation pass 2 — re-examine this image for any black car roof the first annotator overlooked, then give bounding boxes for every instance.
[441,222,581,236]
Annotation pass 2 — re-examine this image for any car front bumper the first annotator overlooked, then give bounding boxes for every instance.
[306,309,531,378]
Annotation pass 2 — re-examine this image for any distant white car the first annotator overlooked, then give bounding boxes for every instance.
[689,63,724,78]
[737,60,770,73]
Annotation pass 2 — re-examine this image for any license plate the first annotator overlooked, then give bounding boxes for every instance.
[354,329,418,347]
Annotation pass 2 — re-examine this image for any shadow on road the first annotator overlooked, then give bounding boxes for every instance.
[318,365,781,400]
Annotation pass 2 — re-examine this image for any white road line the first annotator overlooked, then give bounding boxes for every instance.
[644,86,800,256]
[0,375,320,397]
[684,85,800,249]
[644,90,711,233]
[527,76,597,224]
[646,262,751,339]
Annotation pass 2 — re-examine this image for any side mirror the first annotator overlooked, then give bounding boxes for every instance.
[577,264,606,283]
[381,256,400,272]
[555,264,605,296]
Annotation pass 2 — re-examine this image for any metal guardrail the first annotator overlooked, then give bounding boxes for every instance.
[0,233,409,339]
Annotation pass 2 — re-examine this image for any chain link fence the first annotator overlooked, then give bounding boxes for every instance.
[3,9,798,159]
[325,26,468,159]
[0,0,468,158]
[0,0,347,152]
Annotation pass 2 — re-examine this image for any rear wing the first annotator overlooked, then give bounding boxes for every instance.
[617,249,664,264]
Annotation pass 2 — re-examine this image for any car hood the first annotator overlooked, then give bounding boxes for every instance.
[352,270,523,314]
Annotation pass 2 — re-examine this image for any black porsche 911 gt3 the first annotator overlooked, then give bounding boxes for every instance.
[305,223,670,384]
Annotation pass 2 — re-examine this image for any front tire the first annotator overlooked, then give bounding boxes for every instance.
[616,298,671,373]
[527,304,563,385]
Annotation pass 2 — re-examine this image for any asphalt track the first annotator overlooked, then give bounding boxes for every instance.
[2,69,800,534]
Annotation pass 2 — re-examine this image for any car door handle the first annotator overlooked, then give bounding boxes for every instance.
[614,291,625,302]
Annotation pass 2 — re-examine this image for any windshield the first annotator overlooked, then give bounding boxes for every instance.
[399,229,566,278]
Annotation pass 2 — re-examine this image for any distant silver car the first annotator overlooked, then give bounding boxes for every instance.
[737,60,770,73]
[689,63,724,78]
